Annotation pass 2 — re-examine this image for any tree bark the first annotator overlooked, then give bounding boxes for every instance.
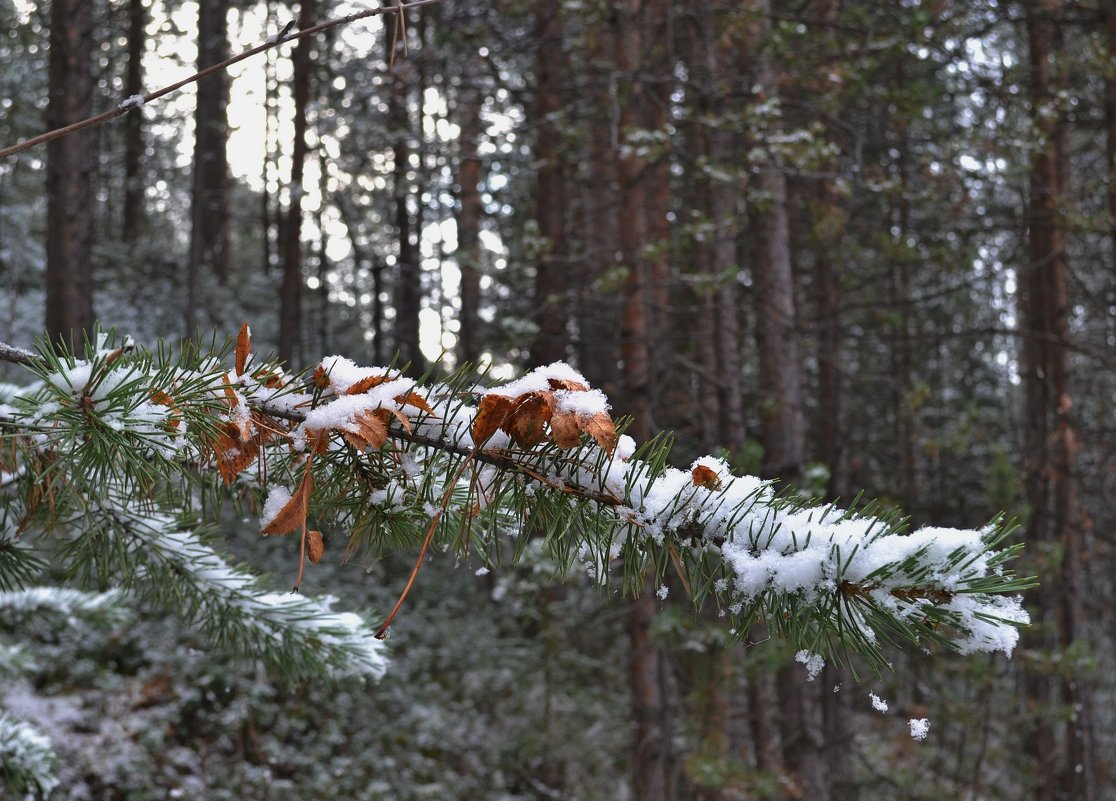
[278,0,316,367]
[455,64,483,366]
[45,0,95,348]
[741,3,824,799]
[629,588,674,801]
[122,0,146,246]
[388,27,424,376]
[188,0,231,337]
[530,1,570,367]
[1021,2,1094,799]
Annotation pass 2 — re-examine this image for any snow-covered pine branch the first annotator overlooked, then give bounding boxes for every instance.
[0,712,58,797]
[0,327,1033,678]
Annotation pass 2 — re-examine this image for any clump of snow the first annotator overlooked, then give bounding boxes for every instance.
[318,356,396,395]
[794,650,825,681]
[869,692,888,713]
[484,361,588,398]
[909,718,931,740]
[260,486,292,529]
[475,566,490,576]
[555,388,609,416]
[119,94,145,110]
[656,585,668,600]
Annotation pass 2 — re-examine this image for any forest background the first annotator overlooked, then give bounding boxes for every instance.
[0,0,1113,799]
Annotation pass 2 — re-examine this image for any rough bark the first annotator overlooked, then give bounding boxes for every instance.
[1021,2,1094,799]
[122,0,146,245]
[278,0,316,367]
[1106,2,1116,269]
[45,0,95,347]
[188,0,231,337]
[530,2,570,367]
[388,29,424,376]
[742,3,824,798]
[455,66,483,366]
[628,588,674,801]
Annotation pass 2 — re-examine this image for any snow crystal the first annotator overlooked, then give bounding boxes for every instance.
[119,94,145,110]
[909,718,931,740]
[475,566,490,576]
[869,692,889,713]
[794,650,825,681]
[260,486,292,529]
[656,585,668,600]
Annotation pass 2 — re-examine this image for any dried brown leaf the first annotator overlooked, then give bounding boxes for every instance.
[691,464,721,490]
[505,391,555,447]
[307,530,324,564]
[550,409,582,448]
[579,412,617,455]
[260,459,313,536]
[345,374,393,395]
[395,390,435,415]
[547,378,589,393]
[235,322,251,376]
[355,410,388,449]
[472,394,515,444]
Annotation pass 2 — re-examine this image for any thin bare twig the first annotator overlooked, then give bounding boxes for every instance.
[0,0,442,160]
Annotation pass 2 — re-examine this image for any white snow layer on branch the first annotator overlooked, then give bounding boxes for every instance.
[0,587,126,625]
[110,509,387,679]
[0,712,58,796]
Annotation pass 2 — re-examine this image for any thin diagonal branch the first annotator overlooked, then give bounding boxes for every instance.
[0,0,443,160]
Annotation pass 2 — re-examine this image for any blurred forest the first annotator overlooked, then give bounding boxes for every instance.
[1,0,1114,798]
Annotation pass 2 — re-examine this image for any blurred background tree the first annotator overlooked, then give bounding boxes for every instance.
[0,0,1112,798]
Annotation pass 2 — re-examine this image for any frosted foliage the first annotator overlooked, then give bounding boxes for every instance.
[909,718,931,740]
[0,712,58,795]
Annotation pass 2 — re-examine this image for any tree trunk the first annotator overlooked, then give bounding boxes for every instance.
[46,0,95,347]
[1106,2,1116,271]
[388,28,424,376]
[455,64,483,366]
[530,1,570,367]
[629,589,674,801]
[1021,2,1094,799]
[742,3,824,799]
[188,0,231,337]
[278,0,316,367]
[122,0,146,246]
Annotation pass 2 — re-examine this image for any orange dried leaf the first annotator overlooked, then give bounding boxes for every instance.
[472,395,515,444]
[311,365,331,390]
[222,379,239,409]
[260,460,313,536]
[506,391,555,447]
[390,408,413,433]
[579,412,617,455]
[691,464,721,490]
[150,390,182,432]
[235,322,251,376]
[355,410,389,449]
[550,409,582,448]
[307,530,324,563]
[345,374,393,395]
[547,378,589,393]
[213,421,259,484]
[395,391,435,415]
[342,430,369,450]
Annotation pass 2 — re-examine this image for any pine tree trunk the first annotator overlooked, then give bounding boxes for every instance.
[1105,2,1116,273]
[188,0,231,337]
[575,14,620,393]
[455,64,483,366]
[1022,2,1094,799]
[45,0,95,347]
[629,589,674,801]
[279,0,316,367]
[122,0,146,246]
[742,3,825,798]
[388,29,424,376]
[530,1,569,367]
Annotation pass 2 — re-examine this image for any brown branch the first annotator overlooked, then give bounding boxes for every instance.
[0,0,443,160]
